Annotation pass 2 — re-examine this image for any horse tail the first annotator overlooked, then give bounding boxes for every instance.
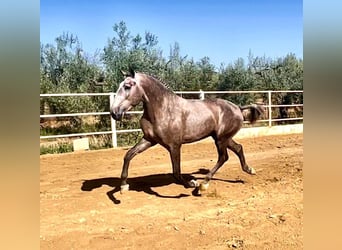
[239,104,265,124]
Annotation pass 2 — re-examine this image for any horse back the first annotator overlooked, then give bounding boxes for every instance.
[180,98,243,142]
[200,98,244,137]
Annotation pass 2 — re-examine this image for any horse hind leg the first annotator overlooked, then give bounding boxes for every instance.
[200,140,229,192]
[227,139,256,175]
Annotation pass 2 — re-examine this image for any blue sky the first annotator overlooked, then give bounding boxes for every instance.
[40,0,303,68]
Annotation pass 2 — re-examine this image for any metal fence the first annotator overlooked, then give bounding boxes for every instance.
[40,90,303,147]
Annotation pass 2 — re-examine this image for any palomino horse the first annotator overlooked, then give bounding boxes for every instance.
[110,70,264,193]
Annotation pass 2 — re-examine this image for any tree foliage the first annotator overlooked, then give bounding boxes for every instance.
[41,21,303,96]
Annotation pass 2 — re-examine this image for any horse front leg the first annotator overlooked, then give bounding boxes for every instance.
[120,138,155,193]
[168,145,197,188]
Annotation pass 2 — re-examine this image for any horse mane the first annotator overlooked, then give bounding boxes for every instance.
[139,72,175,94]
[139,72,173,91]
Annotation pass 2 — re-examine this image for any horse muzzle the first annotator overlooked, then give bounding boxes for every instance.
[110,109,123,121]
[110,102,132,121]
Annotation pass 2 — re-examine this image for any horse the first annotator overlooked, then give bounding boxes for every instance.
[110,69,264,194]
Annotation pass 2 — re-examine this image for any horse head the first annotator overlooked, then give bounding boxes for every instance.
[110,70,147,121]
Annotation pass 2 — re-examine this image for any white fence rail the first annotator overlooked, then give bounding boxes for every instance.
[40,90,303,147]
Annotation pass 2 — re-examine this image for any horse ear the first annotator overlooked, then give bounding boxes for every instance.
[128,67,135,78]
[120,70,128,77]
[120,69,135,78]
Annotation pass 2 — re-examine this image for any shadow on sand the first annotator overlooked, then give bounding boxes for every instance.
[81,168,245,205]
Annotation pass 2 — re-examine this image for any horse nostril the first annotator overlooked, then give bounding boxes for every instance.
[110,110,117,119]
[110,110,122,121]
[116,113,123,121]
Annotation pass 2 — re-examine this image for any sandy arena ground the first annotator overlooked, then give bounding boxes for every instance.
[40,133,303,249]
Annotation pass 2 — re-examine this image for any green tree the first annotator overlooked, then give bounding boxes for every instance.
[102,21,132,91]
[246,52,303,119]
[196,56,217,90]
[217,58,254,104]
[40,32,104,128]
[102,21,166,92]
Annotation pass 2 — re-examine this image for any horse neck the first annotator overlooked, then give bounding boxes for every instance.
[140,77,178,119]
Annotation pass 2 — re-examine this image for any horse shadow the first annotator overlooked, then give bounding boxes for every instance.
[80,168,245,205]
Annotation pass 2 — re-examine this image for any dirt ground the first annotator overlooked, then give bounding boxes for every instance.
[40,133,303,249]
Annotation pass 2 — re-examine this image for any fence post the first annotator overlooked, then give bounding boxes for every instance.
[268,91,272,127]
[199,89,205,100]
[109,93,118,147]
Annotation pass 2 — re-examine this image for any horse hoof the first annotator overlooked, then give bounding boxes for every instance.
[249,168,256,175]
[192,187,202,196]
[199,182,209,191]
[120,184,129,194]
[189,179,199,187]
[244,167,256,175]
